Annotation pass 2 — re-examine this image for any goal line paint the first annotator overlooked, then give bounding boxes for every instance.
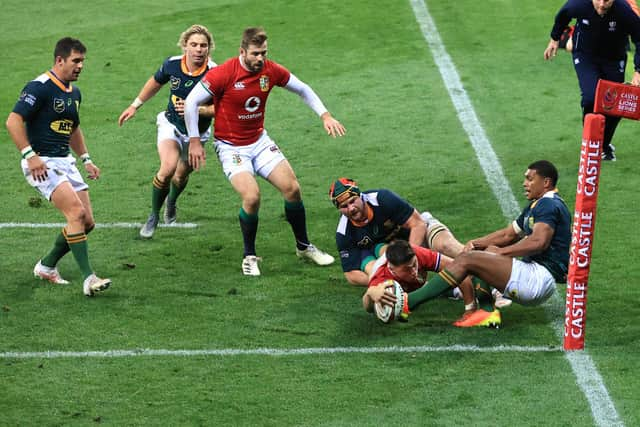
[0,345,561,360]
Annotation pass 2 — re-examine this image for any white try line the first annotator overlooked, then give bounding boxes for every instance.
[0,344,562,359]
[410,1,623,426]
[0,222,198,229]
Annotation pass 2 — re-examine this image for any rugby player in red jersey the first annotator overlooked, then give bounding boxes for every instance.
[184,27,345,275]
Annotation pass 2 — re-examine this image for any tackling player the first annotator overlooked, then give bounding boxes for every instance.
[329,177,464,286]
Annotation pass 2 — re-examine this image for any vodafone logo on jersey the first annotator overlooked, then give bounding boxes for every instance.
[244,96,261,113]
[237,96,264,120]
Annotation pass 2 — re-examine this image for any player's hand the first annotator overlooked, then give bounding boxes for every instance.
[118,106,137,126]
[27,155,48,182]
[543,39,559,61]
[321,113,346,138]
[85,162,101,180]
[365,283,397,307]
[188,138,206,171]
[632,71,640,87]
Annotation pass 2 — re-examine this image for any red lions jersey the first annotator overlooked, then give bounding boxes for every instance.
[200,57,291,145]
[368,245,442,292]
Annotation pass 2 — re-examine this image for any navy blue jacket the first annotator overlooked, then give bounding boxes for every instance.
[550,0,640,70]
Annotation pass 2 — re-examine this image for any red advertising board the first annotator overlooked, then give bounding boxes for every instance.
[594,79,640,120]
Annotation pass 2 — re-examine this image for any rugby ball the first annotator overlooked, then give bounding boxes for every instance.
[373,280,407,323]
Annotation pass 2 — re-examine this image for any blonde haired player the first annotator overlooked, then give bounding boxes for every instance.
[119,24,217,238]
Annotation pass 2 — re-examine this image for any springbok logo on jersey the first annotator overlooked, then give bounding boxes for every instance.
[259,75,269,92]
[170,76,181,90]
[53,98,65,113]
[356,236,373,248]
[244,96,261,113]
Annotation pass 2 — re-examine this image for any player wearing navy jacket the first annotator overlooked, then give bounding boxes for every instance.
[544,0,640,161]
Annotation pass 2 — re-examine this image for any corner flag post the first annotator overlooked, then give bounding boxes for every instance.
[564,113,604,350]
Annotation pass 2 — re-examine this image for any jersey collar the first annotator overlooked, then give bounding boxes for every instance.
[46,70,72,93]
[349,200,374,227]
[181,55,208,77]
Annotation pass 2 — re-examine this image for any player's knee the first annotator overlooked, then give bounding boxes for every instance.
[282,182,301,201]
[454,251,474,269]
[242,192,261,211]
[172,173,189,188]
[66,203,88,225]
[156,169,176,183]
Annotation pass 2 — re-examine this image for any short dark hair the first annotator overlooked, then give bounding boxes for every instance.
[385,240,415,267]
[241,27,267,50]
[54,37,86,61]
[528,160,558,187]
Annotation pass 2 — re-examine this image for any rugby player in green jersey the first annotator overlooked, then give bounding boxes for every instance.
[118,25,216,239]
[6,37,111,296]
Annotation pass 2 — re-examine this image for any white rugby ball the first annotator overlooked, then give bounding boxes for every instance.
[373,280,406,323]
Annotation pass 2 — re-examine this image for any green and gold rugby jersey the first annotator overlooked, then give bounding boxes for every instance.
[12,71,81,157]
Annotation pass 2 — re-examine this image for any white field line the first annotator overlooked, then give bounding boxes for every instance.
[0,222,198,229]
[409,1,623,426]
[0,345,561,359]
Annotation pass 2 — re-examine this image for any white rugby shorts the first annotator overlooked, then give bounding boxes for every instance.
[503,258,556,306]
[156,112,210,161]
[214,130,286,180]
[21,155,88,201]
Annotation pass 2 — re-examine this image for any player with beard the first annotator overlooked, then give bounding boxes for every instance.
[183,27,345,276]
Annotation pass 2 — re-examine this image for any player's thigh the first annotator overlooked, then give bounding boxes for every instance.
[50,181,84,217]
[230,171,261,202]
[174,158,193,181]
[157,138,181,177]
[266,160,301,200]
[456,251,513,290]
